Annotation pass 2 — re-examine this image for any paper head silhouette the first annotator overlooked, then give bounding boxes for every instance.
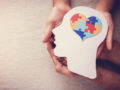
[52,6,108,79]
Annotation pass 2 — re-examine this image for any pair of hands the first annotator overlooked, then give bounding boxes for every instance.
[42,6,114,77]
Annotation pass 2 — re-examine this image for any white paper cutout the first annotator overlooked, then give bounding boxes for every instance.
[52,6,108,79]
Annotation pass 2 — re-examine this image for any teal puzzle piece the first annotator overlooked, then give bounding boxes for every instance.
[95,17,102,26]
[76,20,88,32]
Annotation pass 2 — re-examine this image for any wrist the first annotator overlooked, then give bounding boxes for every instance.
[96,0,114,13]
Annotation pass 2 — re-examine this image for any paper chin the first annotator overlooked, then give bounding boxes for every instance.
[68,64,97,79]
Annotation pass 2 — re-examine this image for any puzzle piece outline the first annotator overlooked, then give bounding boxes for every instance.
[71,14,82,23]
[74,30,86,40]
[85,21,96,34]
[70,14,103,40]
[76,20,88,32]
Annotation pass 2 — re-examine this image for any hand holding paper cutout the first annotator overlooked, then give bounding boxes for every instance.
[53,6,108,79]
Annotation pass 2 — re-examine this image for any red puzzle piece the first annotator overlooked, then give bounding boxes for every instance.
[85,21,96,33]
[71,14,82,23]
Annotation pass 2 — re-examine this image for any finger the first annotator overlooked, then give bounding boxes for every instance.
[62,66,77,77]
[53,57,73,77]
[49,33,55,42]
[56,64,77,77]
[58,57,67,66]
[106,24,114,50]
[97,41,105,58]
[47,41,54,57]
[47,41,61,66]
[53,57,77,77]
[47,41,60,65]
[105,15,114,50]
[64,57,67,61]
[43,23,55,43]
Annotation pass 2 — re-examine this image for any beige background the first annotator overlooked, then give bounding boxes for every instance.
[0,0,119,90]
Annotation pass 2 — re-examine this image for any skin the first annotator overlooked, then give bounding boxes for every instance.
[94,41,120,90]
[42,0,120,89]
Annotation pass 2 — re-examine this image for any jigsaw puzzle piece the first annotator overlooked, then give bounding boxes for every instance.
[76,20,88,32]
[88,16,98,25]
[78,14,89,23]
[70,21,79,30]
[95,17,102,26]
[71,14,82,23]
[93,24,102,34]
[85,31,94,37]
[85,22,96,34]
[74,30,86,40]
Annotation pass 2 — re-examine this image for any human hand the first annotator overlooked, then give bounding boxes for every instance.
[97,11,114,57]
[42,5,70,43]
[43,7,114,77]
[43,5,77,77]
[96,0,114,57]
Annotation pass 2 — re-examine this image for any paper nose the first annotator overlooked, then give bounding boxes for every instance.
[52,25,63,35]
[52,28,57,35]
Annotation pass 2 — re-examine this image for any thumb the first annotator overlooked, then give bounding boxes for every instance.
[42,22,55,43]
[104,13,114,50]
[97,41,105,58]
[106,24,114,50]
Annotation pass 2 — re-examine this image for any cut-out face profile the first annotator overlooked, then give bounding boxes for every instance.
[53,6,108,79]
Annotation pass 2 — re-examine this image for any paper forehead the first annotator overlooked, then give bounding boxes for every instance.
[59,6,108,44]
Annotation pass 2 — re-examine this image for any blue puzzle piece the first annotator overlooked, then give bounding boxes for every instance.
[87,16,98,25]
[95,17,102,26]
[74,30,86,40]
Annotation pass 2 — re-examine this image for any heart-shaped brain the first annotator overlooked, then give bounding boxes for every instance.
[70,13,102,40]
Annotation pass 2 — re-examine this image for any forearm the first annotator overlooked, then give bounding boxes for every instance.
[53,0,70,7]
[96,0,114,12]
